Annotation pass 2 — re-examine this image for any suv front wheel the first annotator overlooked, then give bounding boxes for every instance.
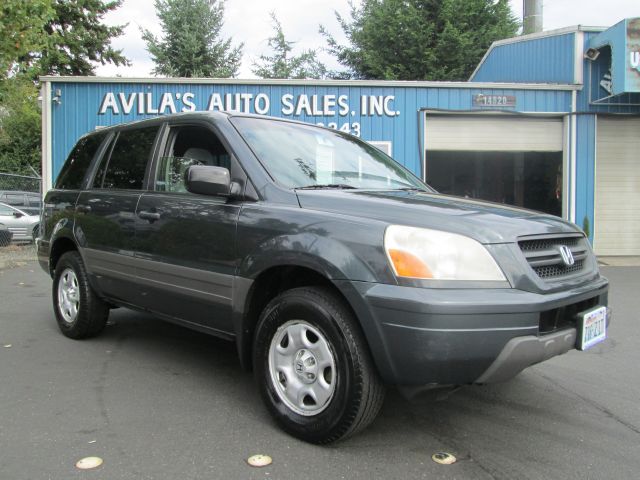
[253,287,385,444]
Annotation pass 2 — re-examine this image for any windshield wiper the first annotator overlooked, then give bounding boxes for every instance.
[296,184,357,190]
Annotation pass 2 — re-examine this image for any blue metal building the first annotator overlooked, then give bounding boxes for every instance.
[41,17,640,255]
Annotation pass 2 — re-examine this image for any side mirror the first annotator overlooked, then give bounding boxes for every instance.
[185,165,231,196]
[13,211,24,218]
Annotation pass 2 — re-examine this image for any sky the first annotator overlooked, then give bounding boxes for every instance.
[94,0,640,78]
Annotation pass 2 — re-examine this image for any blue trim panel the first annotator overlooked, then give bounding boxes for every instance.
[472,34,576,84]
[575,115,596,241]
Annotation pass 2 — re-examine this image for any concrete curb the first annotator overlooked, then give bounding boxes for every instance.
[598,257,640,267]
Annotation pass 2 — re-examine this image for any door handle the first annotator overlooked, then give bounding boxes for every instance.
[138,210,161,222]
[75,205,91,214]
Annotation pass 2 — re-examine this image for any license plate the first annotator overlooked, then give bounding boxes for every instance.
[577,306,607,351]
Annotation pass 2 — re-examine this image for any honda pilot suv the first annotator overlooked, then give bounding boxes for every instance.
[39,112,610,443]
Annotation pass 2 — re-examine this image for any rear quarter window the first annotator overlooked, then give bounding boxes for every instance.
[56,133,107,189]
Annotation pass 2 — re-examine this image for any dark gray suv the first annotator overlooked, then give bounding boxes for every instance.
[39,112,610,443]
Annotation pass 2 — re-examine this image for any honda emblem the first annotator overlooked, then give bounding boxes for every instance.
[558,245,575,266]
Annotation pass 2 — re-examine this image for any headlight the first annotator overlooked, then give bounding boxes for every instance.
[384,225,506,281]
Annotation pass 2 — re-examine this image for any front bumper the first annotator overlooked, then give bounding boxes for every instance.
[338,276,609,387]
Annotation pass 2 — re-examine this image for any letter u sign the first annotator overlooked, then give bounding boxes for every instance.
[631,51,640,69]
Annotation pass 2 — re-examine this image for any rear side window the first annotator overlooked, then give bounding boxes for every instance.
[99,127,158,190]
[4,194,24,206]
[26,195,41,208]
[56,133,106,189]
[0,204,14,216]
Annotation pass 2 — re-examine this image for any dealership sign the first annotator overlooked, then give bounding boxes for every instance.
[589,17,640,96]
[98,92,401,120]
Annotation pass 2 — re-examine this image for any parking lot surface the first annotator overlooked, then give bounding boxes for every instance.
[1,261,638,480]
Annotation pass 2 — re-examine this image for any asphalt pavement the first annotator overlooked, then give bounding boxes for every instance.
[0,262,638,480]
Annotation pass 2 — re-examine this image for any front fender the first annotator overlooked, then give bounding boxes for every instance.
[238,232,380,282]
[236,203,395,283]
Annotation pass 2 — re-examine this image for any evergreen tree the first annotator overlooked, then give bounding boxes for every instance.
[252,13,326,79]
[21,0,129,77]
[0,78,42,175]
[0,0,53,78]
[321,0,518,81]
[142,0,243,78]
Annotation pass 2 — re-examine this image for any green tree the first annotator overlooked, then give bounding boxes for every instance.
[142,0,243,78]
[0,78,41,175]
[321,0,518,81]
[252,13,326,79]
[0,0,53,78]
[20,0,129,77]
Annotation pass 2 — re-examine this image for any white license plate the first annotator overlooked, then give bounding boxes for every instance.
[577,306,607,351]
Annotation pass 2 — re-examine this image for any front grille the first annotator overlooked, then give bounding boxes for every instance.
[533,260,585,278]
[518,234,589,280]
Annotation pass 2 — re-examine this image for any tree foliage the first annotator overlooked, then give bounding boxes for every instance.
[142,0,243,78]
[0,0,53,78]
[0,1,128,175]
[20,0,129,77]
[252,13,326,79]
[321,0,519,81]
[0,78,41,175]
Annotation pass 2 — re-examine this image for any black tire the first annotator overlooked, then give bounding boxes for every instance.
[52,251,109,339]
[253,287,385,444]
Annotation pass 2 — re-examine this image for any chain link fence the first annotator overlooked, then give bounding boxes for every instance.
[0,173,42,249]
[0,173,41,193]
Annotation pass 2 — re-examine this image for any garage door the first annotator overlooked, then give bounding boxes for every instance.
[425,115,563,151]
[424,114,565,216]
[595,117,640,256]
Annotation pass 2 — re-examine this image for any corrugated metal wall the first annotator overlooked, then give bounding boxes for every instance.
[471,33,576,84]
[48,81,572,182]
[575,114,597,238]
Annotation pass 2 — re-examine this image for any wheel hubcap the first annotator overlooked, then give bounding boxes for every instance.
[268,320,336,416]
[57,268,80,324]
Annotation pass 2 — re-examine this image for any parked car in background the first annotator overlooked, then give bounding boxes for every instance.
[0,202,40,242]
[0,190,42,215]
[0,223,12,247]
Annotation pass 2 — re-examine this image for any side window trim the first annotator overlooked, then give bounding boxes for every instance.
[83,131,116,190]
[145,122,170,191]
[87,131,118,190]
[142,123,168,191]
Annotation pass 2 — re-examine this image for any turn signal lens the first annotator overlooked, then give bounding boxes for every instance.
[388,249,434,279]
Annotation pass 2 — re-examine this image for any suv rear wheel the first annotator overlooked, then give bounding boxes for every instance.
[253,287,385,443]
[53,251,109,339]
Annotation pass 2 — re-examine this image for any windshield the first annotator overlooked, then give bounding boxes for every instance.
[231,117,430,191]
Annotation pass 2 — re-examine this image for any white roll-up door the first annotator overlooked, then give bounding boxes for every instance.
[594,117,640,256]
[425,115,563,151]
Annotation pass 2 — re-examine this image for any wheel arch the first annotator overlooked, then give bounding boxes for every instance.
[233,262,393,383]
[49,236,79,277]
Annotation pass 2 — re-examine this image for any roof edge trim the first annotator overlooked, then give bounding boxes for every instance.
[39,76,580,91]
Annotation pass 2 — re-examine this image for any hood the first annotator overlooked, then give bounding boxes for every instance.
[296,190,581,244]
